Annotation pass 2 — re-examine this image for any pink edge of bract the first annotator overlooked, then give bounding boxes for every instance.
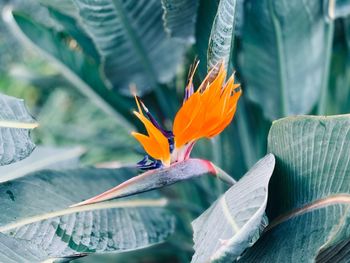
[200,159,217,175]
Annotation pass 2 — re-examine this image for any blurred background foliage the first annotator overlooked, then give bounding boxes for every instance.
[1,0,350,262]
[0,0,139,165]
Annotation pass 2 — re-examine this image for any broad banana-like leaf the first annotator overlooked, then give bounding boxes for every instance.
[161,0,199,43]
[0,93,37,166]
[48,8,100,63]
[72,158,236,207]
[0,146,85,182]
[239,115,350,262]
[241,0,332,120]
[207,0,237,72]
[191,154,275,263]
[0,167,175,261]
[72,0,185,94]
[0,232,48,262]
[3,8,135,129]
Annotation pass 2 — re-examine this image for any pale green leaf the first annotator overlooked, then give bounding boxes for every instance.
[191,154,275,262]
[207,0,236,71]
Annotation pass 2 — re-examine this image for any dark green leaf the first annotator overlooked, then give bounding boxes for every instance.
[194,0,219,78]
[72,0,186,94]
[48,8,100,63]
[0,167,175,261]
[161,0,199,43]
[241,0,332,120]
[38,0,78,17]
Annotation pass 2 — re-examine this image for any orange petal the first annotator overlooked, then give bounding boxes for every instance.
[133,112,170,161]
[173,92,203,148]
[173,66,241,150]
[131,132,166,161]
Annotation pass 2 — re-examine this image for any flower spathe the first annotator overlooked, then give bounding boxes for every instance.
[132,62,241,169]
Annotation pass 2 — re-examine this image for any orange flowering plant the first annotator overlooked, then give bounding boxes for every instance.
[73,62,241,207]
[132,62,241,169]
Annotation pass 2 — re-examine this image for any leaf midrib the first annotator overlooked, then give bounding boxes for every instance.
[0,198,168,232]
[0,120,38,129]
[266,194,350,232]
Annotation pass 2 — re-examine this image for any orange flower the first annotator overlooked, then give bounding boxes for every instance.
[132,62,241,169]
[131,96,171,166]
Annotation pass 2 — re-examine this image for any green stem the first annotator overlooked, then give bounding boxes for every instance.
[211,163,236,186]
[317,21,335,115]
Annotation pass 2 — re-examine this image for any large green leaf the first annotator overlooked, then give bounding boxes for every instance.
[72,0,185,93]
[4,8,135,129]
[239,115,350,262]
[161,0,199,43]
[191,154,274,262]
[241,0,333,120]
[0,93,37,166]
[0,167,175,261]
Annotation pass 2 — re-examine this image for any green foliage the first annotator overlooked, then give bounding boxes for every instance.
[161,0,199,43]
[0,167,174,260]
[1,0,350,262]
[239,115,350,262]
[192,154,274,262]
[72,0,185,94]
[241,0,333,120]
[0,93,37,165]
[207,0,236,72]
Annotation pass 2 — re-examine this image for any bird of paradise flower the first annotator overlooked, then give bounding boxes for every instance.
[72,62,241,207]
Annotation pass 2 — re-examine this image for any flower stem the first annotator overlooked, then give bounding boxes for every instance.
[211,163,236,186]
